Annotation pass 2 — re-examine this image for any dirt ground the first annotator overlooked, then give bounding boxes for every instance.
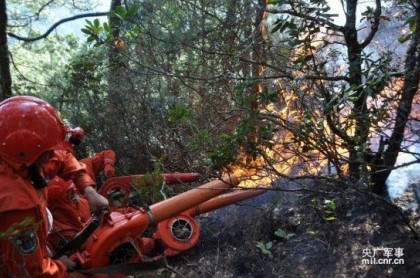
[135,180,420,278]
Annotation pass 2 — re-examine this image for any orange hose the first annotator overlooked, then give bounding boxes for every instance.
[149,175,239,222]
[185,189,266,216]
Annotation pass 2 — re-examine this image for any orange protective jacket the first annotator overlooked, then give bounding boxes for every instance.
[80,150,116,183]
[47,197,90,252]
[46,177,91,253]
[43,150,96,192]
[0,158,69,277]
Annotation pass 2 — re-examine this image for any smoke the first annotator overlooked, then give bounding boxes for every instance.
[386,144,420,199]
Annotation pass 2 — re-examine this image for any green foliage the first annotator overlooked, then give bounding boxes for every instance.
[82,19,105,46]
[81,18,124,47]
[256,241,274,259]
[130,170,165,204]
[270,0,332,41]
[8,0,274,176]
[208,133,240,170]
[398,15,416,43]
[360,6,376,23]
[268,0,285,5]
[271,18,297,34]
[168,104,193,123]
[274,228,296,240]
[81,5,140,47]
[10,34,81,97]
[112,5,139,20]
[311,198,337,222]
[307,229,318,236]
[7,0,97,32]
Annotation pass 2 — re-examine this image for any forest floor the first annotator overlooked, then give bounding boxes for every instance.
[135,180,420,278]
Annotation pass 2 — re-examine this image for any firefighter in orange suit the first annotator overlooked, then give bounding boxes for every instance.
[63,127,117,183]
[0,96,79,277]
[46,125,116,191]
[43,149,109,212]
[43,128,112,253]
[80,149,116,183]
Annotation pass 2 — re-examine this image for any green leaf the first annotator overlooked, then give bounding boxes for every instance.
[168,104,193,123]
[256,241,273,259]
[274,228,287,238]
[127,5,139,16]
[275,228,295,239]
[279,21,290,33]
[85,19,93,27]
[268,0,285,4]
[271,20,284,34]
[115,6,127,17]
[307,230,318,235]
[103,22,110,32]
[81,28,92,35]
[256,241,266,250]
[398,34,412,44]
[404,16,416,31]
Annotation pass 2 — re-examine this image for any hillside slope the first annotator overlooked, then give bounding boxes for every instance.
[157,181,420,278]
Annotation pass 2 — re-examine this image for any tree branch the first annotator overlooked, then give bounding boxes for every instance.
[266,8,345,33]
[359,0,382,48]
[35,0,56,20]
[7,12,109,42]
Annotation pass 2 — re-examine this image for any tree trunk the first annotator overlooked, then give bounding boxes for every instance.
[344,0,367,182]
[252,0,268,108]
[371,2,420,196]
[0,0,12,100]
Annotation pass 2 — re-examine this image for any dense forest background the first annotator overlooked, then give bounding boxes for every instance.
[1,1,420,276]
[1,0,420,199]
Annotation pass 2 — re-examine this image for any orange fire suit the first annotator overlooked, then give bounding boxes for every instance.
[0,158,69,277]
[80,150,116,183]
[43,150,96,193]
[46,177,91,253]
[42,150,96,254]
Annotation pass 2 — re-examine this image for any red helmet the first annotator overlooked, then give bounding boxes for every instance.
[69,127,85,141]
[0,96,67,166]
